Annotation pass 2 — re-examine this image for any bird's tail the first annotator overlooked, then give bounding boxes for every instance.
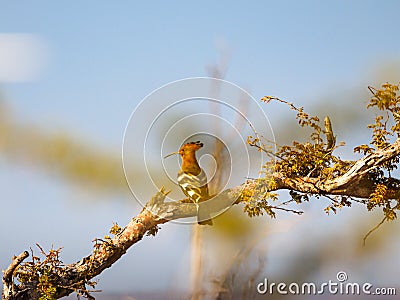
[198,219,213,226]
[197,203,213,226]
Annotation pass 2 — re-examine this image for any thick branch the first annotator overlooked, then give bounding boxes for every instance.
[269,139,400,199]
[272,173,400,199]
[324,139,400,192]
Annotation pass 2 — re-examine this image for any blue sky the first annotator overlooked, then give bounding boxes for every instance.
[2,1,399,148]
[1,1,400,295]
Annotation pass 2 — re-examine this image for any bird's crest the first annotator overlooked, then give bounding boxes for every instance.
[180,141,203,152]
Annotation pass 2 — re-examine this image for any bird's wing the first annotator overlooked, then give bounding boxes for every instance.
[177,169,209,200]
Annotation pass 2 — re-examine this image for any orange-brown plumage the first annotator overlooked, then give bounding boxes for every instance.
[178,141,203,175]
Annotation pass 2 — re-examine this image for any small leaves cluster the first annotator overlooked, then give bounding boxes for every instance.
[368,183,398,221]
[242,178,279,218]
[354,83,400,222]
[16,244,63,300]
[289,190,309,204]
[323,196,352,215]
[109,222,123,235]
[93,221,122,252]
[256,97,351,181]
[88,223,123,265]
[15,244,98,299]
[354,83,400,171]
[146,225,161,236]
[368,183,388,209]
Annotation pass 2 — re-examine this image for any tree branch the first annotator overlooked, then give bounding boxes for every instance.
[2,251,29,300]
[3,139,400,299]
[269,139,400,199]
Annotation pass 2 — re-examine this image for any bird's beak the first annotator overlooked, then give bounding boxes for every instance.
[163,151,180,159]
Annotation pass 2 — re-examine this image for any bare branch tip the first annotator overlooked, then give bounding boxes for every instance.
[2,250,29,285]
[160,186,171,196]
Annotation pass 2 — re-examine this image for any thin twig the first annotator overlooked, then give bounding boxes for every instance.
[324,195,339,204]
[363,217,386,246]
[270,206,304,215]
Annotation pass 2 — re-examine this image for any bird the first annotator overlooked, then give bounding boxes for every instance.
[164,141,213,225]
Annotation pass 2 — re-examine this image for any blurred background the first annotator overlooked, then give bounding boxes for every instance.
[1,1,400,299]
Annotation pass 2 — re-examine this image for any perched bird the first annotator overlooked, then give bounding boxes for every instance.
[165,141,213,225]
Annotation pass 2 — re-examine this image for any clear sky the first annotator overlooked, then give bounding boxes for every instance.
[1,1,399,147]
[1,0,400,295]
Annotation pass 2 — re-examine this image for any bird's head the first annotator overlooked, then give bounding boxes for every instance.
[164,141,203,159]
